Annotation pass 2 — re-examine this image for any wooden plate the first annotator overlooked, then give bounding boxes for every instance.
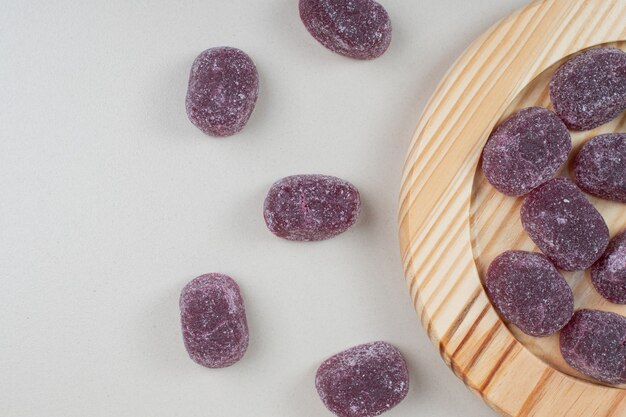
[398,1,626,416]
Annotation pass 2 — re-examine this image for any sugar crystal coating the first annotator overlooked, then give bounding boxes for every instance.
[521,178,609,271]
[592,231,626,304]
[485,251,573,336]
[482,107,571,196]
[550,47,626,131]
[560,309,626,385]
[299,0,392,60]
[574,133,626,202]
[186,47,259,137]
[179,273,249,368]
[315,341,409,417]
[263,174,361,241]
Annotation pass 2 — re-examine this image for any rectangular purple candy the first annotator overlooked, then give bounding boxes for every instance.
[521,178,609,271]
[180,273,249,368]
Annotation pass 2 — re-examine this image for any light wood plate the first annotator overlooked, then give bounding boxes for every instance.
[398,1,626,416]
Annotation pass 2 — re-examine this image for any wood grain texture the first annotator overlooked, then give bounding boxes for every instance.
[398,1,626,416]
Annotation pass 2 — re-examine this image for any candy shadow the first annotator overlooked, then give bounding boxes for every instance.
[148,55,198,143]
[137,281,189,372]
[283,363,329,416]
[272,0,318,58]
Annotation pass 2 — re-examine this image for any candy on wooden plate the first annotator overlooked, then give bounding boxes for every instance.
[520,178,609,271]
[592,230,626,304]
[550,47,626,131]
[186,47,259,137]
[263,174,361,241]
[574,133,626,203]
[179,273,249,368]
[315,341,409,417]
[485,250,573,336]
[560,309,626,385]
[482,107,571,196]
[299,0,392,60]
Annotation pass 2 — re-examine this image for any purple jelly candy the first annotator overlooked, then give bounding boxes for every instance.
[560,309,626,385]
[179,273,249,368]
[574,133,626,203]
[263,174,361,241]
[315,341,409,417]
[185,47,259,137]
[485,251,573,336]
[482,107,571,196]
[521,178,609,271]
[592,231,626,304]
[299,0,392,60]
[550,47,626,131]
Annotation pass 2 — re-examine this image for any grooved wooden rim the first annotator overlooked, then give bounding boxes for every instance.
[398,1,626,416]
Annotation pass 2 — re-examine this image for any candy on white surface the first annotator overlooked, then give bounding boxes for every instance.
[185,47,259,137]
[263,174,361,241]
[315,341,409,417]
[180,274,249,368]
[299,0,392,60]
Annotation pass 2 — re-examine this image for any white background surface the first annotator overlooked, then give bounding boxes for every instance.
[0,0,528,416]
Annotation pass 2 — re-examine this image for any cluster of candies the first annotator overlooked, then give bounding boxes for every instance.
[180,1,410,417]
[481,47,626,385]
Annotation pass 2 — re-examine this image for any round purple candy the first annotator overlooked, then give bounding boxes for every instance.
[574,133,626,203]
[263,174,361,241]
[550,47,626,131]
[315,341,409,417]
[482,107,571,196]
[521,178,609,271]
[186,47,259,137]
[179,273,249,368]
[560,309,626,385]
[485,251,573,337]
[299,0,392,60]
[592,231,626,304]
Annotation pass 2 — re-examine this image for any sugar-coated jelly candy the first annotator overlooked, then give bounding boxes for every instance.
[186,47,259,137]
[299,0,392,60]
[521,178,609,271]
[485,251,573,336]
[482,107,571,196]
[315,341,409,417]
[550,47,626,131]
[574,133,626,203]
[179,274,249,368]
[263,174,361,241]
[560,309,626,385]
[592,231,626,304]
